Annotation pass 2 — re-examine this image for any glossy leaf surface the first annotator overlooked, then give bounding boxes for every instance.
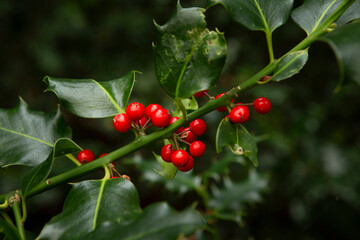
[216,118,258,167]
[80,202,206,240]
[44,71,136,118]
[210,0,294,32]
[292,0,347,35]
[272,50,309,81]
[22,138,82,197]
[38,178,142,240]
[320,21,360,89]
[337,0,360,25]
[0,99,71,168]
[153,3,226,99]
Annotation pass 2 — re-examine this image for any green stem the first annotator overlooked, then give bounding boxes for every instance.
[12,202,26,240]
[20,197,27,223]
[265,30,274,63]
[65,153,81,167]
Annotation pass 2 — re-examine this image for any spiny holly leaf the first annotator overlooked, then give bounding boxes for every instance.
[202,151,245,182]
[272,50,309,81]
[153,2,227,99]
[44,71,136,118]
[79,202,206,240]
[209,169,268,224]
[21,138,82,197]
[0,98,71,168]
[319,20,360,90]
[291,0,355,35]
[216,118,258,167]
[38,178,142,240]
[209,0,294,32]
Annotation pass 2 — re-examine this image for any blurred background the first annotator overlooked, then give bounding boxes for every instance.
[1,0,360,239]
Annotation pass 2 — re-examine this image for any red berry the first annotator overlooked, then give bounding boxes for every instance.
[160,144,174,162]
[171,150,189,167]
[145,104,162,118]
[215,93,234,112]
[189,119,206,136]
[99,153,108,158]
[178,155,194,172]
[113,113,131,132]
[151,108,171,128]
[253,97,271,114]
[169,116,183,134]
[189,141,206,158]
[111,176,119,179]
[194,90,208,97]
[77,149,95,164]
[138,117,148,128]
[126,102,145,121]
[229,105,250,123]
[180,127,197,143]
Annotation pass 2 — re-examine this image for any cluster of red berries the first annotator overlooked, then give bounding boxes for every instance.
[160,118,207,172]
[195,90,271,124]
[113,102,172,133]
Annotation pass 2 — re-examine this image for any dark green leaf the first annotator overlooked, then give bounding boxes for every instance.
[0,99,71,168]
[216,118,258,167]
[292,0,346,35]
[337,0,360,25]
[0,218,19,240]
[21,138,82,197]
[80,202,206,240]
[153,2,226,99]
[272,50,309,81]
[210,0,294,32]
[38,178,142,240]
[44,71,136,118]
[319,20,360,90]
[209,169,268,223]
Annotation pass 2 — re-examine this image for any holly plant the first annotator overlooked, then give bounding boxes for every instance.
[1,0,360,239]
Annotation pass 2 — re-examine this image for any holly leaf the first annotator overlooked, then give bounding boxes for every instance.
[272,50,309,81]
[38,178,142,240]
[319,20,360,90]
[209,0,294,32]
[209,169,268,223]
[153,2,226,99]
[0,98,71,168]
[337,0,360,25]
[79,202,206,240]
[216,118,258,167]
[21,138,82,197]
[44,71,136,118]
[291,0,353,35]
